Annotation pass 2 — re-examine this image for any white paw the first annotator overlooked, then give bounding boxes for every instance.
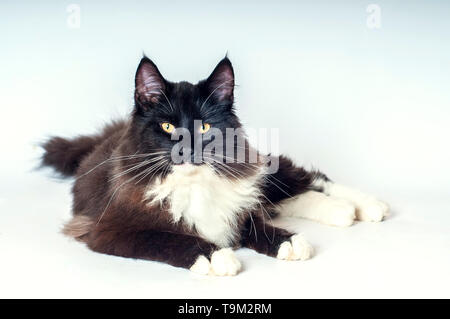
[323,198,356,227]
[355,198,390,222]
[190,255,211,275]
[210,248,241,276]
[190,249,241,276]
[318,182,390,223]
[277,234,314,261]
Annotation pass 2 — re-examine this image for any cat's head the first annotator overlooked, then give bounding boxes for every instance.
[129,56,250,169]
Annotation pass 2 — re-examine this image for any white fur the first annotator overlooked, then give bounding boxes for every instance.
[190,255,211,275]
[189,249,241,276]
[277,191,356,227]
[210,248,241,276]
[277,242,293,260]
[145,164,264,247]
[314,180,390,222]
[277,234,314,261]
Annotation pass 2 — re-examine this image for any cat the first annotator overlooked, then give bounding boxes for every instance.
[41,56,389,276]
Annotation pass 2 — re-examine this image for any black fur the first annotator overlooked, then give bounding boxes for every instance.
[41,56,327,272]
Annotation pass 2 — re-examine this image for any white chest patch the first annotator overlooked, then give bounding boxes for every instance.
[144,164,264,247]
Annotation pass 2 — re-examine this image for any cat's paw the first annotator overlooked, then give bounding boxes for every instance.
[190,248,241,276]
[354,197,390,222]
[190,255,212,275]
[322,183,389,223]
[323,198,356,227]
[210,248,242,276]
[277,234,314,261]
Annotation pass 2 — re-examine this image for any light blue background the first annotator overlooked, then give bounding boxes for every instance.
[2,0,449,197]
[0,1,449,298]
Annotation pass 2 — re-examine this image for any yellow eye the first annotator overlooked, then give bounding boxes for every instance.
[200,123,211,134]
[160,122,175,133]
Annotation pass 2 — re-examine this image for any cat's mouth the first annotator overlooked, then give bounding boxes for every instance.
[172,163,203,175]
[171,160,203,167]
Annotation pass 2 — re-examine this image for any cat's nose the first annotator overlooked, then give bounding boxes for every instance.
[191,150,203,165]
[178,148,200,164]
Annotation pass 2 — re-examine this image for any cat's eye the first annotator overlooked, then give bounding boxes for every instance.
[200,123,211,134]
[160,122,175,134]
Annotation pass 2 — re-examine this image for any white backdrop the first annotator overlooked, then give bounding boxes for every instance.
[1,1,449,298]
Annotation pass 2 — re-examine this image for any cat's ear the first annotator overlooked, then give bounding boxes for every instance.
[206,57,235,102]
[134,56,166,108]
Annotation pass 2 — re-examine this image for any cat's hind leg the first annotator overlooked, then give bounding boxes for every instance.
[263,155,389,226]
[276,191,357,227]
[313,178,390,222]
[85,226,241,276]
[263,156,357,226]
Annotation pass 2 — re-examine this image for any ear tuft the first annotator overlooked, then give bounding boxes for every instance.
[135,57,165,106]
[206,57,235,102]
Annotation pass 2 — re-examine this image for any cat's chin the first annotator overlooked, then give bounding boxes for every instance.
[172,162,204,175]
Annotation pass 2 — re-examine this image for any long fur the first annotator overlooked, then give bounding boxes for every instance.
[41,56,328,271]
[41,120,127,177]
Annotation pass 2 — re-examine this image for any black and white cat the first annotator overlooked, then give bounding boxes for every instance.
[41,56,389,276]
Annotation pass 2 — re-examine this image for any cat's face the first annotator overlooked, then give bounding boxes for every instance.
[131,56,243,166]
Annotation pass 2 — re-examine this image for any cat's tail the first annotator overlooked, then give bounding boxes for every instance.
[62,215,93,242]
[41,120,127,177]
[41,135,98,177]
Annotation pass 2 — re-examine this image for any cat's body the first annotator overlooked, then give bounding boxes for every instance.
[42,56,389,275]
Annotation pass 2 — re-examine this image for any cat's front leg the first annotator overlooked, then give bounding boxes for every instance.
[86,228,241,276]
[191,248,242,276]
[240,214,314,261]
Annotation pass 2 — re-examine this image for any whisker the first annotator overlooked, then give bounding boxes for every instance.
[96,165,162,225]
[200,80,233,111]
[248,211,257,243]
[134,158,169,185]
[76,151,169,180]
[262,175,293,199]
[109,155,167,181]
[159,89,174,112]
